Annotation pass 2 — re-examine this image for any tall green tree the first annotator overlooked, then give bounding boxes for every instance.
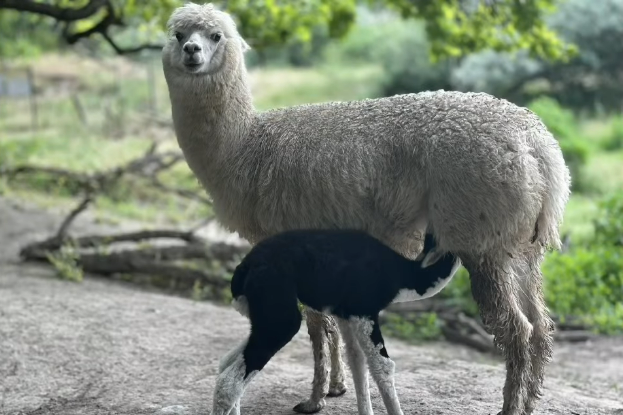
[0,0,575,60]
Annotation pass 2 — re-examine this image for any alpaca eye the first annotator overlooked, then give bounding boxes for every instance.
[174,32,183,42]
[210,33,222,42]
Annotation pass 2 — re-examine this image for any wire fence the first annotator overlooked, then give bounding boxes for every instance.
[0,57,169,139]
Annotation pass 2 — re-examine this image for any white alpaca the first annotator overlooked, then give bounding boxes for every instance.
[161,4,571,415]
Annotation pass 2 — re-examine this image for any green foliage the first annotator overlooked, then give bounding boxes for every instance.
[0,139,44,167]
[451,0,623,112]
[1,0,572,60]
[527,97,590,192]
[599,117,623,152]
[381,0,575,61]
[381,312,442,342]
[542,192,623,334]
[0,10,62,58]
[227,0,356,49]
[593,192,623,247]
[543,247,623,334]
[438,268,479,316]
[45,244,84,282]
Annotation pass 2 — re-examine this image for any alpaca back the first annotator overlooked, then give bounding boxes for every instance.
[220,91,567,258]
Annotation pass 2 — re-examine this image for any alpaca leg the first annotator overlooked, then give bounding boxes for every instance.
[211,338,257,415]
[230,400,240,415]
[513,251,554,415]
[217,340,247,415]
[351,317,403,415]
[462,254,533,415]
[219,340,248,374]
[327,317,347,397]
[336,317,374,415]
[294,308,330,414]
[214,291,302,415]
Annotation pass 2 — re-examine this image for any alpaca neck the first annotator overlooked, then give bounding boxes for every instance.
[167,61,255,191]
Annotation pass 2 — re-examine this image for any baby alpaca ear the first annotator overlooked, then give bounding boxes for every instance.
[421,249,445,268]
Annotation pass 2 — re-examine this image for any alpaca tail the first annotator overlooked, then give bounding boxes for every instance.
[532,136,572,250]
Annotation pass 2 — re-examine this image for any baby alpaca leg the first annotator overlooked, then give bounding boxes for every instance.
[350,317,403,415]
[336,317,374,415]
[512,251,554,415]
[462,254,533,415]
[294,308,330,414]
[212,339,256,415]
[327,316,347,397]
[214,291,302,415]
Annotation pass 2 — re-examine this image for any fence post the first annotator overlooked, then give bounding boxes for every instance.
[147,59,157,114]
[26,66,38,132]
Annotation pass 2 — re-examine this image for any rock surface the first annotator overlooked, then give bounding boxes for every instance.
[1,197,622,415]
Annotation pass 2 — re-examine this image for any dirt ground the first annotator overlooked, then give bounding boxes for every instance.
[0,196,622,415]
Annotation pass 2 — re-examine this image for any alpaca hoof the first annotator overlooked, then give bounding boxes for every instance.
[326,384,346,397]
[293,398,325,414]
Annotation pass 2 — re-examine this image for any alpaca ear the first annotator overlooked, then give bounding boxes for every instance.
[421,248,445,268]
[239,37,251,53]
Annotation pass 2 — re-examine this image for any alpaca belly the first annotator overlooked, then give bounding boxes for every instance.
[392,259,462,303]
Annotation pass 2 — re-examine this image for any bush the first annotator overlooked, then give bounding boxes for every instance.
[593,191,623,246]
[542,192,623,334]
[543,247,623,334]
[600,116,623,151]
[527,97,590,192]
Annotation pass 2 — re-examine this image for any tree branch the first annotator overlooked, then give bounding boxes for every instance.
[100,31,164,55]
[0,0,108,21]
[0,0,163,55]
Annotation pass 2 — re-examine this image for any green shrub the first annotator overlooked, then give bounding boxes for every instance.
[593,191,623,246]
[0,139,44,166]
[542,191,623,334]
[543,246,623,334]
[527,97,590,192]
[381,312,442,342]
[439,267,478,316]
[600,116,623,151]
[46,244,84,283]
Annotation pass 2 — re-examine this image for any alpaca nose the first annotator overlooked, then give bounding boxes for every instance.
[183,42,202,54]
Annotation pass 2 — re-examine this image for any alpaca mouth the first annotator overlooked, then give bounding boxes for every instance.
[183,59,204,71]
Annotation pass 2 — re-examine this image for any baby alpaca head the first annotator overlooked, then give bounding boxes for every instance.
[162,2,250,77]
[419,232,461,272]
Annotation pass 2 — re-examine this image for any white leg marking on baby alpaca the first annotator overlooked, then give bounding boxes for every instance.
[212,340,257,415]
[230,399,240,415]
[336,318,374,415]
[219,339,248,374]
[350,317,403,415]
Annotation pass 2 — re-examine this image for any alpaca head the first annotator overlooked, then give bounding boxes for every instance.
[162,2,250,77]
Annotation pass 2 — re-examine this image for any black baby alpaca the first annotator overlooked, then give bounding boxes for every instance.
[211,229,461,415]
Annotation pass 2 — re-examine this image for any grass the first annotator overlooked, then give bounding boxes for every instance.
[250,64,382,110]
